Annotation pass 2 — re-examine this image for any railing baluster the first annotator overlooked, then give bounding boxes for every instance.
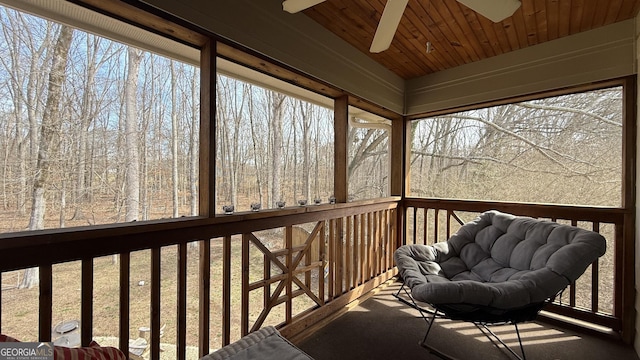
[119,252,130,356]
[387,210,393,269]
[336,218,344,296]
[422,208,428,246]
[433,208,439,244]
[359,214,366,285]
[592,222,600,313]
[319,222,326,302]
[569,220,577,307]
[241,235,249,336]
[81,258,93,346]
[376,211,385,276]
[353,215,359,288]
[328,219,335,300]
[263,251,270,313]
[150,248,161,360]
[199,239,210,357]
[372,212,378,278]
[381,211,387,272]
[177,243,187,360]
[446,210,452,239]
[222,236,231,346]
[367,213,373,280]
[412,207,417,245]
[345,216,352,290]
[39,264,52,342]
[286,226,293,324]
[305,227,312,291]
[378,211,383,274]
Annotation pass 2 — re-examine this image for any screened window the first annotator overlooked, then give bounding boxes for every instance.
[0,3,200,233]
[409,86,623,207]
[215,60,334,212]
[348,109,390,201]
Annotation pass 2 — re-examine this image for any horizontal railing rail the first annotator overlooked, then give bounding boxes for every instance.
[403,197,631,337]
[0,198,400,360]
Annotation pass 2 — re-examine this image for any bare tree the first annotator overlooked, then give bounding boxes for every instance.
[268,91,286,206]
[71,35,116,219]
[409,88,623,205]
[21,25,74,288]
[189,67,199,216]
[170,61,179,217]
[124,47,142,222]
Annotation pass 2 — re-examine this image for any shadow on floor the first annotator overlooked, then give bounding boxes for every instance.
[297,280,639,360]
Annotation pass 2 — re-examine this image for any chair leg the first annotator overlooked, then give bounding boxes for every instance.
[476,322,526,360]
[515,323,527,360]
[393,281,433,325]
[419,310,466,360]
[420,309,438,346]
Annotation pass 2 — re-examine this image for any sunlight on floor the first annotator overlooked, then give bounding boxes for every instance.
[439,321,582,347]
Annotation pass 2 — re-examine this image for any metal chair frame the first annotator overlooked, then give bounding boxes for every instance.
[394,281,536,360]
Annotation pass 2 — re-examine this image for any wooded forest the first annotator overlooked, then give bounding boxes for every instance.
[0,5,392,237]
[410,87,623,207]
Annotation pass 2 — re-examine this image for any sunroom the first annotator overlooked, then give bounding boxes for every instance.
[0,0,638,359]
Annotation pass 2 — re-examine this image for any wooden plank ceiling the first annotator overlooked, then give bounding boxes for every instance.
[303,0,640,79]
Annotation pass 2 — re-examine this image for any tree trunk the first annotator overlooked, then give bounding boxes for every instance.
[247,84,264,205]
[21,25,74,289]
[125,47,142,222]
[299,101,311,200]
[73,36,101,219]
[190,68,198,216]
[171,61,179,217]
[270,93,285,206]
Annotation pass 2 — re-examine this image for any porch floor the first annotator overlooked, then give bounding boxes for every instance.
[297,280,639,360]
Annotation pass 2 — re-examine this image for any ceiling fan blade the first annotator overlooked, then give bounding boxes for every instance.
[369,0,409,53]
[456,0,521,23]
[283,0,327,14]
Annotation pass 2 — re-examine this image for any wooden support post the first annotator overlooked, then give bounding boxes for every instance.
[620,76,636,344]
[200,39,216,217]
[334,95,348,203]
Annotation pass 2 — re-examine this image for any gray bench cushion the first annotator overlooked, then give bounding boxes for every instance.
[394,210,606,309]
[200,326,314,360]
[200,326,313,360]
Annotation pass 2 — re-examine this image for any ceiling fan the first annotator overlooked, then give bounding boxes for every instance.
[283,0,522,53]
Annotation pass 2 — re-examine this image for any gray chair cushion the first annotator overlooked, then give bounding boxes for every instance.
[394,210,606,309]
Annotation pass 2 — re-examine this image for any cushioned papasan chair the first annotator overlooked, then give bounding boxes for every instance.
[394,210,606,360]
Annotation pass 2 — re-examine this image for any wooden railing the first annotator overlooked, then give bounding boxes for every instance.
[403,197,634,341]
[0,198,399,360]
